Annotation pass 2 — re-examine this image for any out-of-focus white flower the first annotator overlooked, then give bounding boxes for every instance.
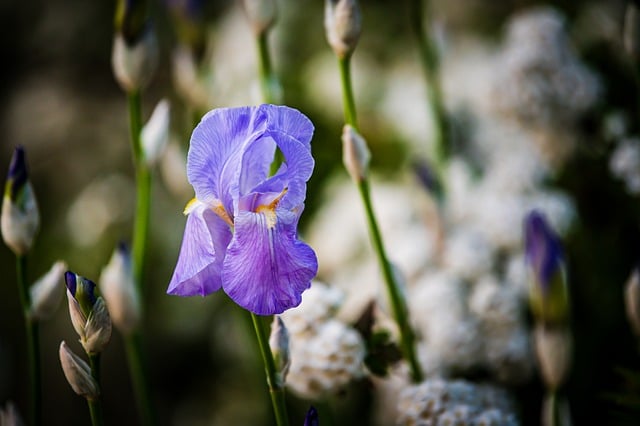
[610,137,640,195]
[281,281,344,335]
[29,260,67,321]
[443,228,495,281]
[396,378,518,425]
[286,319,365,399]
[141,99,170,166]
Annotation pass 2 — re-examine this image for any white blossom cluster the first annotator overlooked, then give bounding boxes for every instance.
[280,282,366,400]
[491,7,601,129]
[396,378,518,426]
[609,137,640,195]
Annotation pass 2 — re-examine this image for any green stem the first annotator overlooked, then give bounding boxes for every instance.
[339,56,358,128]
[127,90,150,293]
[409,0,449,189]
[356,180,423,383]
[126,90,156,425]
[257,31,275,104]
[545,390,560,426]
[87,354,104,426]
[16,255,41,426]
[125,332,156,426]
[337,53,423,383]
[250,313,289,426]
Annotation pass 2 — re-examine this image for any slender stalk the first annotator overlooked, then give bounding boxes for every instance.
[250,313,289,426]
[257,31,275,104]
[338,54,424,383]
[356,181,423,383]
[125,332,156,426]
[544,390,559,426]
[87,354,104,426]
[127,90,150,292]
[409,0,449,187]
[126,89,156,426]
[16,255,41,426]
[338,56,358,128]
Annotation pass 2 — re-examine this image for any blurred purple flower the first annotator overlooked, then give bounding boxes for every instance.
[524,210,563,291]
[167,104,318,315]
[303,406,319,426]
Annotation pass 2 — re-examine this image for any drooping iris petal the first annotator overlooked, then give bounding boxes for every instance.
[222,209,318,315]
[167,202,232,296]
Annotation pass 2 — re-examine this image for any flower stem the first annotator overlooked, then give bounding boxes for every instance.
[250,313,289,426]
[338,56,358,128]
[125,332,156,426]
[257,31,275,104]
[409,0,449,189]
[337,54,424,383]
[356,180,423,383]
[126,89,156,425]
[87,354,104,426]
[16,254,41,426]
[127,90,150,292]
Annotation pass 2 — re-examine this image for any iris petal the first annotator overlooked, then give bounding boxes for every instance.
[222,209,318,315]
[167,203,232,296]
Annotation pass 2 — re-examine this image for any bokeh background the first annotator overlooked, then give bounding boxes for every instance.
[1,0,640,425]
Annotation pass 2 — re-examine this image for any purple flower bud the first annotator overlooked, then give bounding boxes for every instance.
[303,406,319,426]
[524,210,563,291]
[6,146,27,201]
[65,271,97,313]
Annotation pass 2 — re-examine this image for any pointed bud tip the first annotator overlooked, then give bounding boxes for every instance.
[304,406,319,426]
[341,124,370,182]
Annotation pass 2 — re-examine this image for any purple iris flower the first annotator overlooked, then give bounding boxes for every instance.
[167,104,318,315]
[524,210,563,291]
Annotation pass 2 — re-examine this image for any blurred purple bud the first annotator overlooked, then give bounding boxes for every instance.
[303,406,319,426]
[524,210,563,291]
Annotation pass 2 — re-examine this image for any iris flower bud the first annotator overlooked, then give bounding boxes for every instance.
[141,99,170,166]
[269,316,290,385]
[65,271,112,355]
[1,146,39,256]
[29,260,67,321]
[341,124,370,183]
[59,341,100,400]
[533,324,572,391]
[303,406,319,426]
[524,210,569,325]
[100,243,140,335]
[324,0,362,59]
[112,0,158,92]
[241,0,277,35]
[625,268,640,336]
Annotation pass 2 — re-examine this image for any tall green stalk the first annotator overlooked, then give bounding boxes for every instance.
[409,0,450,187]
[125,89,156,426]
[338,54,424,383]
[251,313,289,426]
[16,254,41,426]
[87,354,104,426]
[257,31,275,105]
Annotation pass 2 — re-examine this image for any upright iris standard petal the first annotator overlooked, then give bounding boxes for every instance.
[168,104,317,315]
[223,209,317,315]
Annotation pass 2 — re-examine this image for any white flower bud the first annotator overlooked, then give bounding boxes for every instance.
[59,341,100,400]
[341,124,370,182]
[625,268,640,337]
[141,99,170,166]
[241,0,277,35]
[29,260,67,321]
[324,0,362,58]
[269,316,290,384]
[111,28,158,93]
[533,324,572,390]
[100,244,140,335]
[0,401,23,426]
[2,147,39,256]
[83,298,113,354]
